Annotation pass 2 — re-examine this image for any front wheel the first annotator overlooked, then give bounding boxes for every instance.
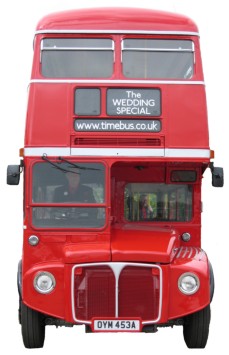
[21,302,45,348]
[183,305,211,348]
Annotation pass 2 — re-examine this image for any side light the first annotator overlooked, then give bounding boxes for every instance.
[181,232,191,242]
[178,273,200,295]
[34,272,56,294]
[210,150,215,159]
[19,148,24,157]
[28,235,39,246]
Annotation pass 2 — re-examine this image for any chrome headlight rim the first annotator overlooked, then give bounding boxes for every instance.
[178,272,200,295]
[33,271,56,294]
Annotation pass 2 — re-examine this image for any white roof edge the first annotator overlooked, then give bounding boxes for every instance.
[30,79,205,85]
[35,30,199,36]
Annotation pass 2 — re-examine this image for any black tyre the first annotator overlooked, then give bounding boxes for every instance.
[21,302,45,348]
[209,262,215,302]
[183,305,211,348]
[17,260,22,324]
[18,298,22,324]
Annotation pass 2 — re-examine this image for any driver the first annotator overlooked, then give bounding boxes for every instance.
[53,169,95,203]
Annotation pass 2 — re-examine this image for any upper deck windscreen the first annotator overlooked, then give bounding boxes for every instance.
[122,39,194,79]
[40,37,194,79]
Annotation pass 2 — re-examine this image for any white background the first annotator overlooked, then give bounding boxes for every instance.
[0,0,227,353]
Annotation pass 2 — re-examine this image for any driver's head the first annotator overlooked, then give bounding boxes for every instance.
[65,169,80,189]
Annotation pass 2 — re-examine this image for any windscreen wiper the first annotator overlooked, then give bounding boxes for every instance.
[58,156,100,171]
[42,154,80,174]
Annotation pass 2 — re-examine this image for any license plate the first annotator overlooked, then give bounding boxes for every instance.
[93,319,140,332]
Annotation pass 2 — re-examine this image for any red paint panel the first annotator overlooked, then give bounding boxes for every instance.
[166,85,209,148]
[64,242,111,263]
[25,84,70,146]
[168,258,210,319]
[111,226,179,263]
[23,263,65,319]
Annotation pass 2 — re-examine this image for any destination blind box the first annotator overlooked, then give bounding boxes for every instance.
[74,88,161,117]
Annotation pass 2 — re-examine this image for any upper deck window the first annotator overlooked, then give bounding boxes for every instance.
[122,39,194,79]
[41,38,114,78]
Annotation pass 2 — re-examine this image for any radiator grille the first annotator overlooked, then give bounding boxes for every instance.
[119,266,160,321]
[74,266,115,320]
[73,263,161,323]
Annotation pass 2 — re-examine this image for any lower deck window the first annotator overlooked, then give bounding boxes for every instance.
[125,183,192,222]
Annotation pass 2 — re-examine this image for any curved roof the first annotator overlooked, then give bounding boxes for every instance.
[36,7,198,34]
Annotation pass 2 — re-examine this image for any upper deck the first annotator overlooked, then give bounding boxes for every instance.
[25,8,210,162]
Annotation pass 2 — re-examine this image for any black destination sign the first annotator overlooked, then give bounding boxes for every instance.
[107,89,161,116]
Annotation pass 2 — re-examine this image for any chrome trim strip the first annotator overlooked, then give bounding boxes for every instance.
[35,30,199,36]
[24,147,71,156]
[30,79,205,85]
[122,48,193,53]
[175,247,183,259]
[42,47,113,51]
[71,148,165,157]
[188,247,194,258]
[198,249,205,261]
[194,247,199,258]
[24,147,211,159]
[71,262,163,325]
[109,263,125,317]
[182,247,188,258]
[176,247,205,260]
[164,148,210,158]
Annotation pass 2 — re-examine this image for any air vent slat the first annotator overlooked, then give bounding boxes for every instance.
[73,137,164,147]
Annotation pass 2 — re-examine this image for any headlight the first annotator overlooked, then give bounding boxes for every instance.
[178,273,200,295]
[34,271,56,294]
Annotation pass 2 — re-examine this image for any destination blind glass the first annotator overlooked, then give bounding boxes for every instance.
[107,88,161,116]
[74,119,161,132]
[75,88,101,116]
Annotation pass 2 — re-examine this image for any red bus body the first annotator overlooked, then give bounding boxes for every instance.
[8,8,224,348]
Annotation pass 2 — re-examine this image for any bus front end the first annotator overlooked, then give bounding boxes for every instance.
[7,8,223,349]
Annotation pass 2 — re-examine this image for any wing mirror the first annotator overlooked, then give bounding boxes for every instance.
[7,164,21,185]
[210,163,224,187]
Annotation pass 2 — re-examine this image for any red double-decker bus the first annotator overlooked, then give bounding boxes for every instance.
[7,8,223,349]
